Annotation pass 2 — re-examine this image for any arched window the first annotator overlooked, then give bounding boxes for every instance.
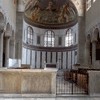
[95,28,100,60]
[26,26,34,45]
[65,29,73,47]
[44,30,55,47]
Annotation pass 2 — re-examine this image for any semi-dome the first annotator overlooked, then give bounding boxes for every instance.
[24,0,78,29]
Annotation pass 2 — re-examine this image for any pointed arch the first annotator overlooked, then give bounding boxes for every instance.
[94,28,99,40]
[6,23,11,31]
[5,23,12,37]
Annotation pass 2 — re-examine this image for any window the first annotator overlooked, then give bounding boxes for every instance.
[37,36,40,44]
[74,33,76,43]
[65,29,73,47]
[58,37,62,46]
[96,33,100,60]
[27,26,34,45]
[44,31,55,47]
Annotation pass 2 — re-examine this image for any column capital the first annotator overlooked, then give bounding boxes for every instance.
[5,36,11,39]
[0,30,3,33]
[91,40,97,43]
[0,29,4,34]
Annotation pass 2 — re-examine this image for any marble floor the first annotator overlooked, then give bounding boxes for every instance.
[0,97,100,100]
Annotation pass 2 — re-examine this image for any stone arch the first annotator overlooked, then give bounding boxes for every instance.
[5,23,12,37]
[92,28,100,42]
[6,23,11,32]
[0,12,5,32]
[26,26,34,44]
[65,28,73,47]
[94,28,100,61]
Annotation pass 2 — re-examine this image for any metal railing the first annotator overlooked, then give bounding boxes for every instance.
[56,69,89,95]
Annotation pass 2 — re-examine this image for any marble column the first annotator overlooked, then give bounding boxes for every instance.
[11,40,15,59]
[85,38,91,65]
[77,0,86,65]
[77,17,85,65]
[5,37,10,67]
[0,32,4,67]
[92,41,96,67]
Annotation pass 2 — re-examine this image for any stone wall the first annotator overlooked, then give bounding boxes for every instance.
[85,0,100,68]
[86,0,100,32]
[88,71,100,95]
[0,0,16,31]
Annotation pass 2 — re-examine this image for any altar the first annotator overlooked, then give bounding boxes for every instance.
[0,69,57,97]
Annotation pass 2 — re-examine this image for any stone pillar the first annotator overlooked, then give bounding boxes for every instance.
[0,32,4,67]
[85,36,91,65]
[77,17,85,64]
[92,41,96,67]
[77,0,86,65]
[11,40,15,59]
[5,37,10,67]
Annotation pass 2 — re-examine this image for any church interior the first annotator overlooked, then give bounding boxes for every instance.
[0,0,100,99]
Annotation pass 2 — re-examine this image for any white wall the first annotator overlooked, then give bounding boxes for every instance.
[86,0,100,32]
[23,21,78,46]
[22,21,78,69]
[85,0,100,68]
[0,0,16,31]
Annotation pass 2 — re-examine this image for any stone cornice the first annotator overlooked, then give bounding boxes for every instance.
[23,42,77,52]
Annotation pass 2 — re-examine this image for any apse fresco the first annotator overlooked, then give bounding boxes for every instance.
[24,0,78,29]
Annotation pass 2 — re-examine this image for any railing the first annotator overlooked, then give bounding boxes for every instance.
[22,43,78,69]
[57,69,89,95]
